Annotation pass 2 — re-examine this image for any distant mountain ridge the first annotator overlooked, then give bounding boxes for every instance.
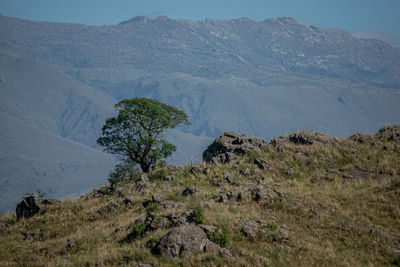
[1,14,400,213]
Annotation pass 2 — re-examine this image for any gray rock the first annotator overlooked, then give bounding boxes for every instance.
[294,152,309,162]
[22,231,35,242]
[254,158,272,170]
[241,221,262,240]
[251,187,277,205]
[190,165,203,174]
[152,225,219,258]
[164,175,175,182]
[182,187,197,196]
[236,191,252,202]
[203,132,268,164]
[219,247,233,259]
[124,196,134,206]
[240,168,251,176]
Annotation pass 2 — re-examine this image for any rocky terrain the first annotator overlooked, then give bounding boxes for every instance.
[0,126,399,266]
[1,14,400,213]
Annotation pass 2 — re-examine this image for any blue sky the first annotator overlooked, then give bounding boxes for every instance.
[1,0,400,35]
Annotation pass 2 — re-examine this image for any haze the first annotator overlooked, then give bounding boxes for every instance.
[1,0,400,36]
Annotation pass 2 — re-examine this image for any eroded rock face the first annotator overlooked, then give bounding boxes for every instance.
[271,131,339,148]
[203,132,268,164]
[152,225,219,258]
[16,193,42,221]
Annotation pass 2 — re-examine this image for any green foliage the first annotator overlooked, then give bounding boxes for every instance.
[130,223,147,239]
[207,227,230,247]
[188,204,206,225]
[145,202,160,213]
[392,255,400,266]
[108,161,140,184]
[97,97,189,172]
[148,167,172,181]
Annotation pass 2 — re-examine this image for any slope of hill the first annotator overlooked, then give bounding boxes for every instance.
[1,14,400,213]
[0,126,399,266]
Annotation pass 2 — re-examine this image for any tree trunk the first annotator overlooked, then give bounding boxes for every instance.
[140,162,150,173]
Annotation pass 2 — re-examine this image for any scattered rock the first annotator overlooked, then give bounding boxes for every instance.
[152,194,162,203]
[166,212,190,227]
[182,187,197,196]
[236,191,251,202]
[241,221,262,240]
[203,132,268,164]
[240,168,251,176]
[190,165,203,174]
[124,196,134,206]
[376,126,400,142]
[286,168,296,176]
[294,152,309,162]
[16,193,43,220]
[343,171,371,181]
[164,175,175,182]
[97,202,118,215]
[219,247,233,259]
[254,158,272,170]
[22,231,35,242]
[289,132,314,145]
[350,133,373,144]
[152,225,219,258]
[218,194,229,203]
[251,187,277,205]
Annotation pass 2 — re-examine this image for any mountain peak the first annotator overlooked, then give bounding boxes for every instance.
[119,16,150,25]
[264,17,298,25]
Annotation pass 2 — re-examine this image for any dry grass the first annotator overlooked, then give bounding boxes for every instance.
[1,127,399,266]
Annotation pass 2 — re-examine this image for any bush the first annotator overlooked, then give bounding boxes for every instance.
[145,202,160,213]
[188,204,206,224]
[392,255,400,266]
[108,161,140,184]
[207,227,230,247]
[129,223,147,239]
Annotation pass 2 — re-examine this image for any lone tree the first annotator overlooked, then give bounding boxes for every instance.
[97,98,189,173]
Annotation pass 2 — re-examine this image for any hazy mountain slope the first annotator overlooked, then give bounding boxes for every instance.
[352,30,400,48]
[1,15,400,212]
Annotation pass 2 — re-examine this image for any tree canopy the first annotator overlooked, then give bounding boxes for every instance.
[97,98,189,173]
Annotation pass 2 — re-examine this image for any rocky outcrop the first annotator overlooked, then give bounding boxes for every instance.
[203,132,268,164]
[16,193,60,220]
[271,131,339,148]
[152,225,219,258]
[16,193,43,221]
[376,125,400,142]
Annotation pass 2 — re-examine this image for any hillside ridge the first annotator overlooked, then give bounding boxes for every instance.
[1,126,399,266]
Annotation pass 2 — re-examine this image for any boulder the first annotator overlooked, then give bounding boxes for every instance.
[203,132,268,164]
[16,193,43,220]
[254,158,272,170]
[152,225,219,258]
[182,187,197,196]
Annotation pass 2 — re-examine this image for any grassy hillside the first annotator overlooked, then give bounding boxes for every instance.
[0,126,399,266]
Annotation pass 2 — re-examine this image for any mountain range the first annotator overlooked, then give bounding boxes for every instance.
[1,14,400,213]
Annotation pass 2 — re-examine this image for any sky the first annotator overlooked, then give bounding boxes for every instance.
[1,0,400,36]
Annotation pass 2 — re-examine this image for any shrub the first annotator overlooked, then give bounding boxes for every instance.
[145,202,160,213]
[108,161,140,184]
[207,227,230,247]
[188,204,206,224]
[129,223,147,239]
